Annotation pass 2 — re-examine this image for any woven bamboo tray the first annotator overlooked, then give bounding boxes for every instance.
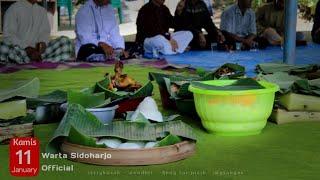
[61,140,196,166]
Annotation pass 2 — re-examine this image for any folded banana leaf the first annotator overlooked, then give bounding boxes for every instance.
[66,126,106,148]
[126,111,180,123]
[164,78,193,99]
[46,104,196,153]
[67,90,111,108]
[0,78,40,102]
[0,99,27,120]
[256,63,318,74]
[157,134,182,147]
[206,63,245,80]
[0,113,35,127]
[149,72,196,88]
[151,63,246,99]
[292,79,320,96]
[149,63,245,87]
[191,78,264,91]
[27,90,67,109]
[257,72,301,93]
[258,72,320,96]
[95,77,153,100]
[126,111,151,124]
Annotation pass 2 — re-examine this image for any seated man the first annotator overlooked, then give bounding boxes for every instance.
[136,0,193,56]
[75,0,126,61]
[312,0,320,44]
[0,0,72,64]
[174,0,225,50]
[256,0,306,46]
[220,0,259,50]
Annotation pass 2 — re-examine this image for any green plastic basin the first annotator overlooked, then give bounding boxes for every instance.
[189,80,279,136]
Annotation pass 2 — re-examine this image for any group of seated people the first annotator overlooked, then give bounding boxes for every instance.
[0,0,320,64]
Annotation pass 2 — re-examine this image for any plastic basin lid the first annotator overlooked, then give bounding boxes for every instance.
[189,80,279,96]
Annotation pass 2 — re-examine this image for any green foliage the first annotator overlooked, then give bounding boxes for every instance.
[299,0,318,21]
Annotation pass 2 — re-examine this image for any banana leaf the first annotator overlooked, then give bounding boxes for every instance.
[126,111,180,123]
[0,99,27,120]
[151,63,245,99]
[0,78,40,102]
[0,113,35,127]
[157,134,182,147]
[46,104,196,153]
[126,111,151,124]
[66,126,106,148]
[148,72,196,88]
[256,63,318,75]
[207,63,245,80]
[67,90,110,108]
[95,77,153,100]
[258,72,320,96]
[27,90,67,109]
[292,79,320,96]
[257,72,301,93]
[164,78,193,99]
[190,78,264,91]
[80,86,96,94]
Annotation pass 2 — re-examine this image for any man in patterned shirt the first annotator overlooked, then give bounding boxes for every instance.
[0,0,73,64]
[220,0,257,50]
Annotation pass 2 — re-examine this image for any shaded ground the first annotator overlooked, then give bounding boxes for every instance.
[0,66,319,180]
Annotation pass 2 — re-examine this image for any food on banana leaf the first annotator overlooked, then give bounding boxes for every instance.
[96,138,122,148]
[214,63,245,78]
[170,83,180,94]
[117,141,146,149]
[106,61,142,92]
[216,66,236,76]
[47,103,196,153]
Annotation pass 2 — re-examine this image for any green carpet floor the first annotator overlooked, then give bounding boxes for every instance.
[0,66,319,180]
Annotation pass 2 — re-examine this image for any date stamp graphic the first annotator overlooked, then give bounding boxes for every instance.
[10,137,40,177]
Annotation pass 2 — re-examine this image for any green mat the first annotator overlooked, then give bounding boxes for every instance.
[1,66,320,180]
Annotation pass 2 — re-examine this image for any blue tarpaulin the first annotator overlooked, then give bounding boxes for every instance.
[164,44,320,77]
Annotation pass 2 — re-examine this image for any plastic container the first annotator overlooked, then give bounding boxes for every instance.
[189,80,279,136]
[86,105,118,124]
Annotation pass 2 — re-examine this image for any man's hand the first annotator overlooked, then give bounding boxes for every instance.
[198,33,207,48]
[25,47,42,62]
[170,39,179,52]
[36,42,47,54]
[176,0,186,15]
[98,42,113,56]
[122,50,129,59]
[242,38,254,49]
[217,31,226,43]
